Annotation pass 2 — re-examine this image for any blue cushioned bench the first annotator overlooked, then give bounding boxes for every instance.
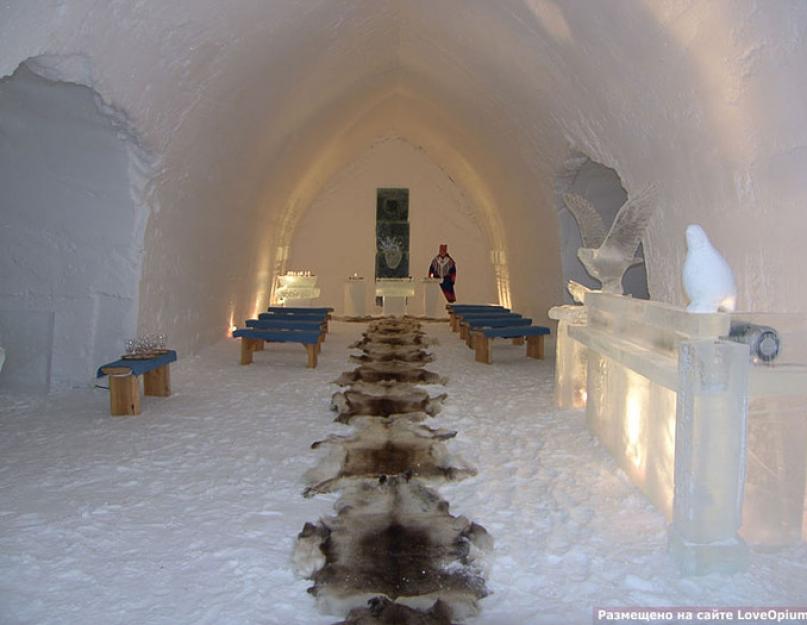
[447,305,509,330]
[455,311,523,338]
[463,317,532,348]
[96,350,177,415]
[258,311,330,332]
[447,304,508,309]
[248,317,326,332]
[450,308,514,332]
[472,325,551,364]
[267,306,333,315]
[233,328,321,368]
[247,318,327,345]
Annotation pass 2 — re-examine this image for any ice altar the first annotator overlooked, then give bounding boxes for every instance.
[555,291,807,574]
[275,272,321,307]
[343,275,367,317]
[375,277,415,317]
[422,277,446,318]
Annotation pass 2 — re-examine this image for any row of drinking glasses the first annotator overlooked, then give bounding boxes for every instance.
[125,334,167,355]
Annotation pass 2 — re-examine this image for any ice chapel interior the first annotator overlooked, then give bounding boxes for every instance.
[1,1,806,624]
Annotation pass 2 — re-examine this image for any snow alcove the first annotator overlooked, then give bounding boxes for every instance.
[0,60,150,393]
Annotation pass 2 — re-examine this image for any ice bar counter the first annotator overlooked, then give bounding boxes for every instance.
[553,292,807,574]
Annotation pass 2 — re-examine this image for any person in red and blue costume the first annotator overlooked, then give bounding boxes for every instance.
[428,244,457,302]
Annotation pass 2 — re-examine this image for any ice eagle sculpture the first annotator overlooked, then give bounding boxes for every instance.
[682,224,737,313]
[562,186,657,294]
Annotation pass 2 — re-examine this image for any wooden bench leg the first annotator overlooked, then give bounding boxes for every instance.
[526,335,545,359]
[254,340,265,351]
[460,323,468,341]
[512,337,525,345]
[475,335,492,364]
[450,315,458,332]
[305,343,318,368]
[109,371,141,415]
[240,337,255,365]
[144,364,171,397]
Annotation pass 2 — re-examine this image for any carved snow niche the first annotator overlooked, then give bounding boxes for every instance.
[0,60,151,390]
[303,415,476,497]
[554,152,650,299]
[293,476,492,619]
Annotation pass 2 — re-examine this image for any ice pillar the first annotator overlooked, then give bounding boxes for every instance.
[549,304,588,409]
[669,339,750,575]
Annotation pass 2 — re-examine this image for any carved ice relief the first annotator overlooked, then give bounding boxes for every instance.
[562,186,657,293]
[378,235,404,269]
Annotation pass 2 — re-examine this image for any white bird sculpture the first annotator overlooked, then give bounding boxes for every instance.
[562,186,657,293]
[682,224,737,313]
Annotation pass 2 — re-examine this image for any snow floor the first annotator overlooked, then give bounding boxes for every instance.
[1,321,805,625]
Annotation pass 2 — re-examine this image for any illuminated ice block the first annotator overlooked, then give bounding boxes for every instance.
[422,277,445,318]
[375,278,415,317]
[343,278,367,317]
[548,304,588,409]
[669,339,750,575]
[567,293,807,573]
[734,313,807,547]
[276,274,320,307]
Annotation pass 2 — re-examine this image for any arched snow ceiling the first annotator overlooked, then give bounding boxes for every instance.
[2,0,806,354]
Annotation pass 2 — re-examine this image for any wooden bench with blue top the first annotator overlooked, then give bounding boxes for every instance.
[246,318,327,344]
[463,316,533,348]
[96,350,177,415]
[448,305,510,332]
[233,327,322,368]
[455,311,522,340]
[447,304,508,327]
[258,310,331,333]
[471,325,551,364]
[267,306,333,317]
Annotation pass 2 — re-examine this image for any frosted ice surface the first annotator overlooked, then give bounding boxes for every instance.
[682,224,737,313]
[563,187,656,293]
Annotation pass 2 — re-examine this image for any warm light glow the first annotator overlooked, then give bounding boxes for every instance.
[227,308,236,337]
[490,249,512,308]
[252,290,266,320]
[625,386,645,471]
[525,0,573,44]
